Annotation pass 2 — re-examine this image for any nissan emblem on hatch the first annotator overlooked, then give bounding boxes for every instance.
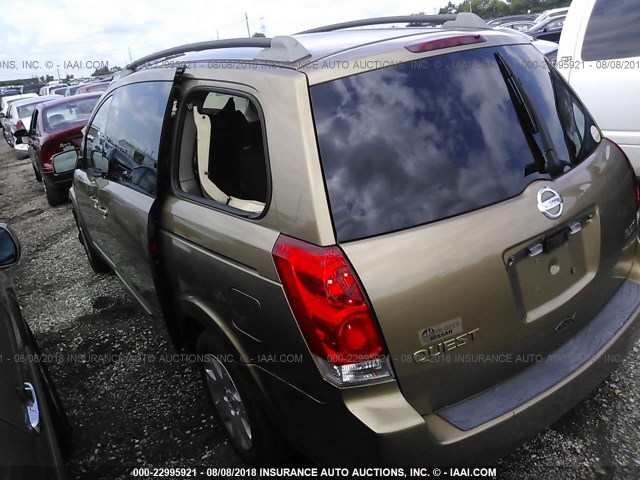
[537,187,563,219]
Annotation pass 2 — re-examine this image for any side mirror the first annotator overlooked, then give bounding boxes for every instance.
[13,128,28,145]
[0,224,20,269]
[0,112,5,119]
[52,149,79,174]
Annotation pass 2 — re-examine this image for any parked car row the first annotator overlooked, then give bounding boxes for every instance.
[490,6,569,42]
[0,80,108,159]
[1,93,41,146]
[2,95,61,157]
[38,81,111,98]
[38,84,68,96]
[18,93,102,205]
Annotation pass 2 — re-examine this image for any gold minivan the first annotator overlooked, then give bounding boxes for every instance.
[62,13,640,465]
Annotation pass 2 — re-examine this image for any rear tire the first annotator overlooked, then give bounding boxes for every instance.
[43,178,68,206]
[75,218,110,273]
[196,329,288,465]
[33,165,42,182]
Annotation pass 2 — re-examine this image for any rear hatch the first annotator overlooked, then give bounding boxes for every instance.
[310,42,639,413]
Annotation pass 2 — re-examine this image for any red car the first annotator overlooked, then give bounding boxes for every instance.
[15,93,101,205]
[74,81,110,95]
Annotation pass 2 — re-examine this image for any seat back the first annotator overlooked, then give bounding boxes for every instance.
[47,113,66,129]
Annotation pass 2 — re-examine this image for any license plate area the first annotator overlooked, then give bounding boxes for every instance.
[544,228,568,254]
[505,212,599,322]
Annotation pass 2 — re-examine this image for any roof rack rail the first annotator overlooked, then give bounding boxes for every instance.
[296,13,488,34]
[124,14,489,72]
[126,37,272,70]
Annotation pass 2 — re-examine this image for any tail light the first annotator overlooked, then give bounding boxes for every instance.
[405,34,486,53]
[612,140,640,241]
[16,120,25,130]
[41,142,60,172]
[272,235,393,386]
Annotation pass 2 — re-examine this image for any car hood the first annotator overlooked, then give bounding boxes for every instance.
[532,39,559,55]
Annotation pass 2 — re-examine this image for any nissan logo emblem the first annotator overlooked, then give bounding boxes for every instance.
[537,187,563,219]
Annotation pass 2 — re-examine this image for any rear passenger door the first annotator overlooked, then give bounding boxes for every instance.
[98,81,172,315]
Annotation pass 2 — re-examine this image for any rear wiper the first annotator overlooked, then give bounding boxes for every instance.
[494,52,564,177]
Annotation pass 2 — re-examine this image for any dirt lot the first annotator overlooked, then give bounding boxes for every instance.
[0,140,638,479]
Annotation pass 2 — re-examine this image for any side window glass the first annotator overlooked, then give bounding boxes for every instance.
[582,0,640,61]
[548,18,563,29]
[550,68,600,165]
[85,96,113,175]
[102,81,171,196]
[177,90,268,215]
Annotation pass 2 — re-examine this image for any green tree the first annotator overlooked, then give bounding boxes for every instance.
[91,66,110,77]
[482,0,511,18]
[439,1,458,14]
[252,32,265,37]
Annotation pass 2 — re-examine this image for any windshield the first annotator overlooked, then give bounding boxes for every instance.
[311,44,601,242]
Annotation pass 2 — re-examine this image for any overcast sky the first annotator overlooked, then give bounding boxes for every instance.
[0,0,452,81]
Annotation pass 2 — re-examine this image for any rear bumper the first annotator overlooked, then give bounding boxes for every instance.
[42,170,73,189]
[255,280,640,465]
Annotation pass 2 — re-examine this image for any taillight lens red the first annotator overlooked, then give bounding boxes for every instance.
[41,142,60,171]
[405,34,487,53]
[272,235,385,367]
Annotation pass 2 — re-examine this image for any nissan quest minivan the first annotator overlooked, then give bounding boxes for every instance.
[57,13,640,465]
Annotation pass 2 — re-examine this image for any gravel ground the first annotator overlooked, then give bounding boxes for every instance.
[0,140,638,480]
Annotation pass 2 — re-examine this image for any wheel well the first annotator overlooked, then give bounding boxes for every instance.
[179,315,206,353]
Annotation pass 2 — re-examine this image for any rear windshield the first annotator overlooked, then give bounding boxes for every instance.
[311,44,600,242]
[86,83,109,93]
[17,103,37,119]
[43,96,99,132]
